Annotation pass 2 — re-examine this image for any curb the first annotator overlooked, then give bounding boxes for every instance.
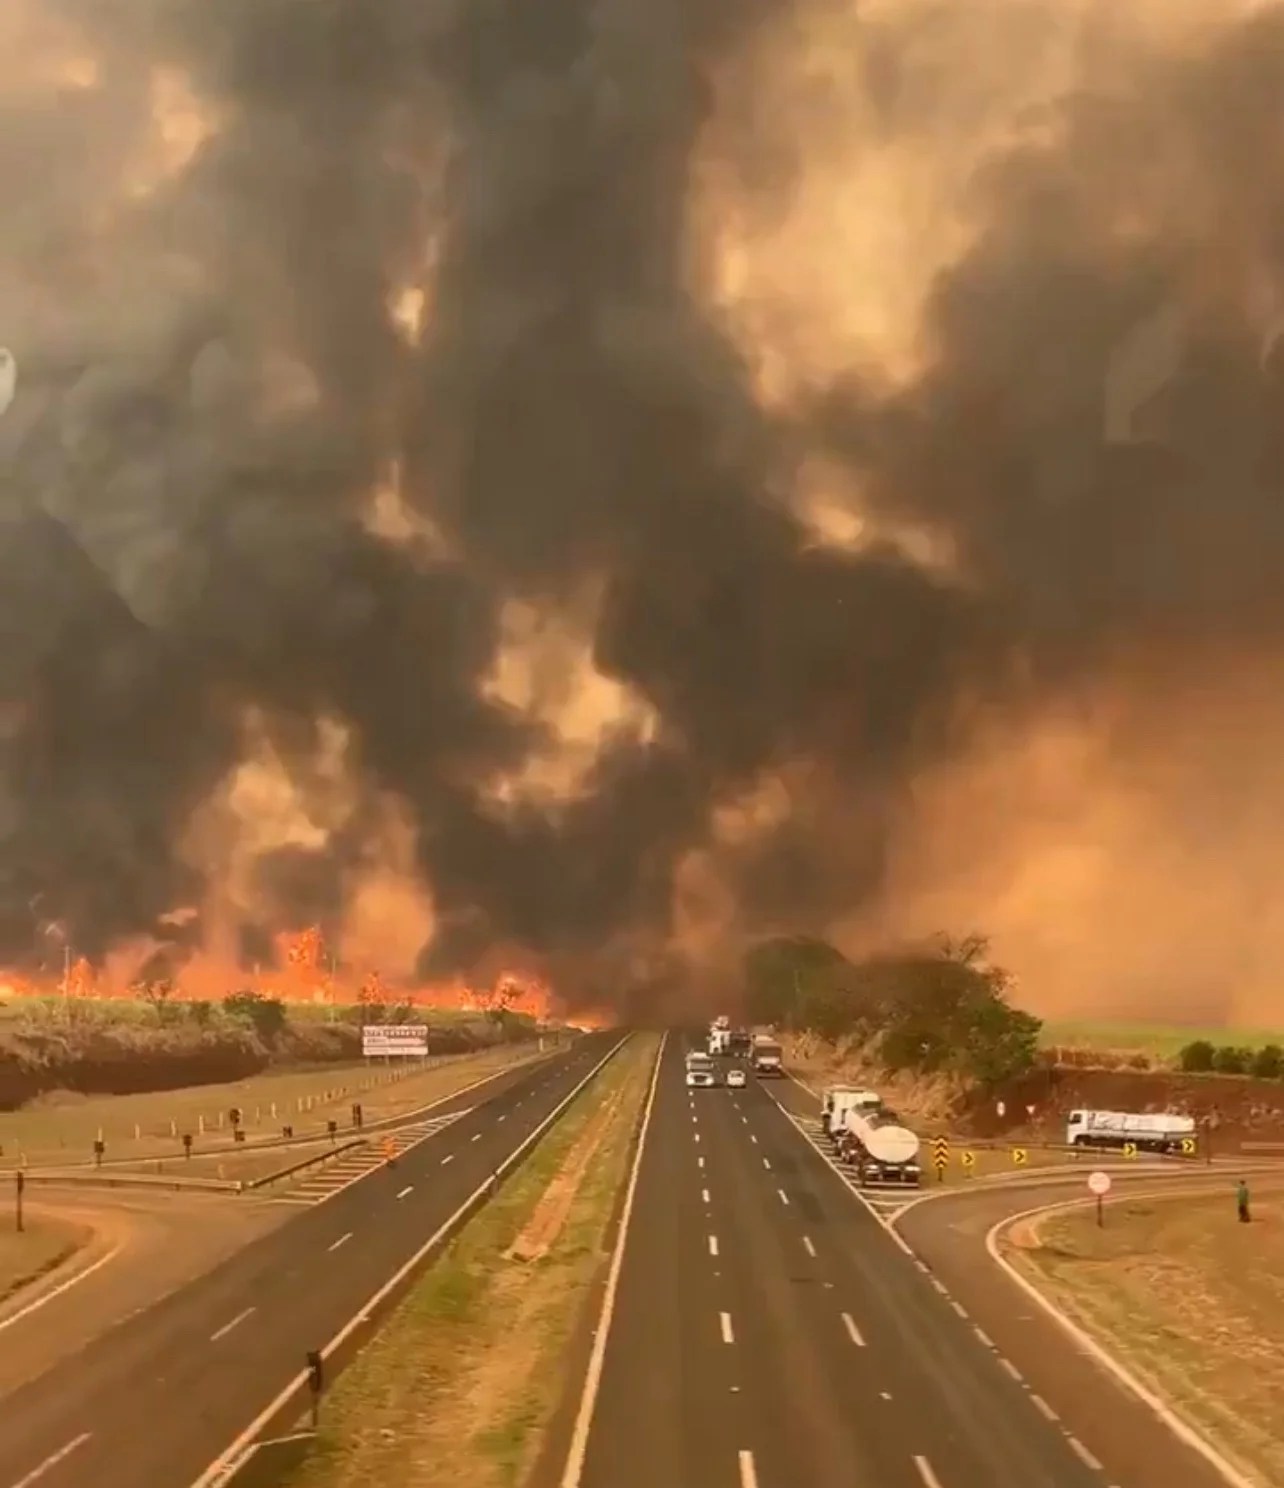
[985,1187,1261,1488]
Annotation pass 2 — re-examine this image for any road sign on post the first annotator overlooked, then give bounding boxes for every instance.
[931,1135,950,1182]
[1122,1142,1138,1160]
[1011,1147,1028,1167]
[1180,1137,1196,1157]
[961,1151,976,1175]
[14,1171,23,1233]
[1088,1169,1111,1227]
[362,1025,429,1058]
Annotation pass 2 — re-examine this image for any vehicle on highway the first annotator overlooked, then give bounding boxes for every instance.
[836,1104,922,1186]
[750,1034,784,1076]
[726,1067,746,1089]
[821,1085,882,1139]
[708,1027,731,1057]
[685,1050,717,1088]
[729,1027,752,1058]
[1066,1107,1196,1154]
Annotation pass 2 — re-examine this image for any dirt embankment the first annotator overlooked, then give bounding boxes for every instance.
[0,1015,535,1113]
[781,1032,1284,1148]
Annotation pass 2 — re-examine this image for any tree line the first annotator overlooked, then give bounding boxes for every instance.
[743,933,1041,1088]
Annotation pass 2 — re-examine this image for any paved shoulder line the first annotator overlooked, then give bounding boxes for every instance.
[985,1189,1258,1488]
[557,1031,666,1488]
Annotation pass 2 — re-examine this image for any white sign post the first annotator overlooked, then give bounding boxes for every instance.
[1088,1169,1112,1227]
[361,1024,428,1059]
[0,350,14,417]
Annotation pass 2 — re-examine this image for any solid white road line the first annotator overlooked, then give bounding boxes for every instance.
[0,1244,123,1336]
[327,1232,352,1253]
[913,1456,944,1488]
[720,1311,735,1344]
[210,1307,255,1343]
[556,1034,666,1488]
[802,1235,817,1257]
[708,1234,719,1256]
[396,1185,414,1200]
[841,1311,865,1346]
[738,1449,759,1488]
[10,1434,92,1488]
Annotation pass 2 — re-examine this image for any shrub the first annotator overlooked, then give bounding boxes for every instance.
[1179,1039,1216,1073]
[223,990,287,1043]
[1251,1044,1284,1079]
[1211,1044,1250,1075]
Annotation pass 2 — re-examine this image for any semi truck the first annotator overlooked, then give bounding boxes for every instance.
[686,1050,717,1089]
[1066,1108,1196,1154]
[729,1028,752,1058]
[751,1035,784,1077]
[708,1028,731,1057]
[836,1106,922,1186]
[821,1086,882,1140]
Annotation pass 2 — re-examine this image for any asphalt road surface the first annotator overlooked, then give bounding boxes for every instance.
[0,1029,622,1488]
[573,1036,1131,1488]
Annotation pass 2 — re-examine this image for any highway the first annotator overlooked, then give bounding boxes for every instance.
[569,1035,1126,1488]
[0,1029,622,1488]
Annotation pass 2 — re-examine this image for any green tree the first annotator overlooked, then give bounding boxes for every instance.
[1179,1039,1216,1073]
[743,936,848,1029]
[224,990,287,1043]
[1251,1044,1283,1079]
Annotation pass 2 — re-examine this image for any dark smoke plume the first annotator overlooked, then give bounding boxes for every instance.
[6,0,1284,1017]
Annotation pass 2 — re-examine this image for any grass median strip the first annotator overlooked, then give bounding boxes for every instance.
[1005,1185,1284,1486]
[281,1032,656,1488]
[0,1217,92,1305]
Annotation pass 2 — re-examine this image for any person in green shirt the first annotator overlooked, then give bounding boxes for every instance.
[1237,1178,1250,1223]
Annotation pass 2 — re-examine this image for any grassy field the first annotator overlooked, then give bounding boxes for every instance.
[0,1040,549,1170]
[1039,1019,1284,1059]
[1006,1185,1284,1487]
[0,1216,90,1304]
[281,1033,657,1488]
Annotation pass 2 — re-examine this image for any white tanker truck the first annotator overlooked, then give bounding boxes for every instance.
[836,1105,922,1187]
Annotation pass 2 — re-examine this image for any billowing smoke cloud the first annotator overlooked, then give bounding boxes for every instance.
[5,0,1284,1019]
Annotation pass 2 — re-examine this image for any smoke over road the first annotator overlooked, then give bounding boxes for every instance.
[4,0,1284,1021]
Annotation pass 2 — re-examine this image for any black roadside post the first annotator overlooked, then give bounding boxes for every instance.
[182,1133,193,1160]
[283,1124,294,1140]
[351,1102,363,1130]
[93,1139,105,1169]
[15,1171,23,1233]
[327,1120,338,1145]
[306,1350,324,1430]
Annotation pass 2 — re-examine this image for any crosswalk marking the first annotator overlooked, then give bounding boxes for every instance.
[257,1110,470,1207]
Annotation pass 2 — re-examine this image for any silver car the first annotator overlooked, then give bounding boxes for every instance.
[726,1068,747,1089]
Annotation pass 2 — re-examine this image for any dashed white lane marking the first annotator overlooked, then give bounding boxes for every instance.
[802,1235,817,1257]
[749,1133,758,1144]
[950,1300,968,1319]
[702,1188,711,1203]
[396,1185,414,1200]
[762,1157,772,1171]
[698,1156,705,1169]
[1068,1438,1104,1471]
[999,1358,1023,1382]
[328,1232,352,1253]
[738,1449,759,1488]
[210,1306,255,1342]
[708,1234,720,1257]
[777,1188,790,1206]
[720,1311,735,1344]
[841,1311,866,1346]
[913,1456,944,1488]
[695,1134,701,1144]
[471,1133,482,1142]
[973,1326,994,1348]
[1030,1394,1058,1421]
[497,1114,507,1122]
[441,1154,454,1165]
[10,1433,92,1488]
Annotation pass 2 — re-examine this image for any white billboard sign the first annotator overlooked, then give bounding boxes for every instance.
[362,1024,428,1058]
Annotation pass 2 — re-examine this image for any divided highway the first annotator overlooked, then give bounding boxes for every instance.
[0,1030,623,1488]
[568,1035,1121,1488]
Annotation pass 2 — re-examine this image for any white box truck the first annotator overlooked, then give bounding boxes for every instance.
[686,1050,717,1089]
[1065,1108,1195,1154]
[837,1106,922,1186]
[751,1036,784,1077]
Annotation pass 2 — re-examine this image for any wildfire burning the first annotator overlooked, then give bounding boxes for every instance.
[0,925,604,1025]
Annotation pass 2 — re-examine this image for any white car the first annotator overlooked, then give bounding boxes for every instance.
[726,1068,747,1089]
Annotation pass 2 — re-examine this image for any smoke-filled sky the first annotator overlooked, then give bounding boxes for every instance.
[4,0,1284,1022]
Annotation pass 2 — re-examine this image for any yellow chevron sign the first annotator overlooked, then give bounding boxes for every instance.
[1011,1147,1028,1166]
[1123,1142,1138,1159]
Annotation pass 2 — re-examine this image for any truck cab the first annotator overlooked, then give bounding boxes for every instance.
[822,1087,882,1140]
[751,1038,783,1077]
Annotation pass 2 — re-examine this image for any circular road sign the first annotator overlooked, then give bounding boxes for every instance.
[1087,1170,1112,1197]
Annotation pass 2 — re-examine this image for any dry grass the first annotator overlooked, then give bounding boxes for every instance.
[0,1216,90,1303]
[1006,1185,1284,1487]
[281,1033,656,1488]
[0,1041,547,1171]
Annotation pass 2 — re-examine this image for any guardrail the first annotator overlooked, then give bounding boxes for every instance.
[241,1138,369,1191]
